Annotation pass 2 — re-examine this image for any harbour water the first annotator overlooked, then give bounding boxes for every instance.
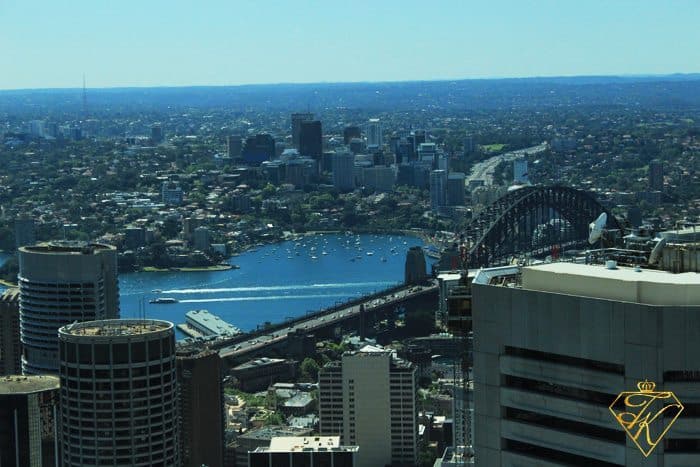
[1,234,431,339]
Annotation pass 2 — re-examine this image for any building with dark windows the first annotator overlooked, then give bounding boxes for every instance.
[291,112,314,149]
[405,246,427,285]
[472,262,700,466]
[150,124,163,144]
[227,135,243,159]
[332,150,356,192]
[446,172,466,206]
[319,345,417,467]
[343,125,361,145]
[58,319,178,467]
[18,242,119,375]
[0,375,60,467]
[243,134,275,165]
[299,120,322,160]
[0,289,21,376]
[249,436,358,467]
[649,159,664,190]
[14,217,36,249]
[177,348,224,467]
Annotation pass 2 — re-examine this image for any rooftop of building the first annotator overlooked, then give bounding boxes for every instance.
[239,426,312,441]
[0,375,60,394]
[478,261,700,307]
[20,241,115,255]
[60,319,173,337]
[255,436,358,453]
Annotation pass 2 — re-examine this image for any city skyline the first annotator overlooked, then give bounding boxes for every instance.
[1,0,699,90]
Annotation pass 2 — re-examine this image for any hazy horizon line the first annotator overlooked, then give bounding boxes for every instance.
[2,71,700,93]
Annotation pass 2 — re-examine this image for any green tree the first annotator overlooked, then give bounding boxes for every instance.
[300,357,320,381]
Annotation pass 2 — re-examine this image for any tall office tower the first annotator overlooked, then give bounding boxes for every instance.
[0,289,21,375]
[14,217,36,249]
[242,134,275,165]
[418,142,438,167]
[343,125,361,145]
[332,150,356,192]
[405,247,427,285]
[58,319,179,467]
[291,112,314,149]
[649,159,664,190]
[472,262,700,466]
[513,158,528,184]
[430,169,448,212]
[299,120,323,161]
[446,172,466,206]
[150,124,163,144]
[463,135,476,156]
[177,349,224,467]
[367,118,383,147]
[227,135,243,159]
[29,120,45,138]
[249,436,358,467]
[412,129,426,149]
[18,242,119,375]
[319,346,417,467]
[0,375,60,467]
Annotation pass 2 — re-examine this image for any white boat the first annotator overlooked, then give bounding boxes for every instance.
[149,297,178,304]
[366,252,374,256]
[311,256,318,260]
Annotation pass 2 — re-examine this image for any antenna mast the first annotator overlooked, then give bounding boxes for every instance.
[82,74,87,119]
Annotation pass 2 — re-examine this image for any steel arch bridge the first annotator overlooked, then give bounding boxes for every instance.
[463,185,622,268]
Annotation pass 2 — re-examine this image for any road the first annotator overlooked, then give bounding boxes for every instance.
[218,282,437,359]
[466,143,548,186]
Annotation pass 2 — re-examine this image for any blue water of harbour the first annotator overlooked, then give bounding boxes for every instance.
[0,235,432,339]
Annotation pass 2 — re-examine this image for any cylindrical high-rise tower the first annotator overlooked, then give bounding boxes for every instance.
[18,242,119,374]
[58,319,178,467]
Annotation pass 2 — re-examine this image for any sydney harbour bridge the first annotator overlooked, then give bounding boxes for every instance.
[461,185,623,268]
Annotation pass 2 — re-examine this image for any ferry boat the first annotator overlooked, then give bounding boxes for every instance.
[149,297,178,304]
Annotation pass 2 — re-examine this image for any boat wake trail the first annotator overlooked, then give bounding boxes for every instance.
[162,281,396,295]
[179,293,351,303]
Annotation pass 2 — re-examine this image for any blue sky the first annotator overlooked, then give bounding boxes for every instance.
[1,0,699,90]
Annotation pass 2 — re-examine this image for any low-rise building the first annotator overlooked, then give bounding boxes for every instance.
[231,358,298,392]
[249,436,358,467]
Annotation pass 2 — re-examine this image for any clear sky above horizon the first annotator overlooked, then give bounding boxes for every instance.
[1,0,699,90]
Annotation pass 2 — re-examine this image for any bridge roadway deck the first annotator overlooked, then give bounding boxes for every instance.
[218,281,437,360]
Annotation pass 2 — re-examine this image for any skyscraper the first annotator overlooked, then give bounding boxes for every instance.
[18,242,119,375]
[177,349,224,467]
[446,173,466,206]
[14,217,36,249]
[248,437,358,467]
[472,262,700,466]
[649,159,663,190]
[513,158,528,184]
[343,125,361,145]
[299,120,323,163]
[243,134,275,165]
[0,375,60,467]
[227,135,243,159]
[291,112,314,149]
[0,289,21,376]
[367,118,382,147]
[318,346,417,467]
[151,124,163,144]
[430,169,448,212]
[332,150,356,192]
[58,319,179,467]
